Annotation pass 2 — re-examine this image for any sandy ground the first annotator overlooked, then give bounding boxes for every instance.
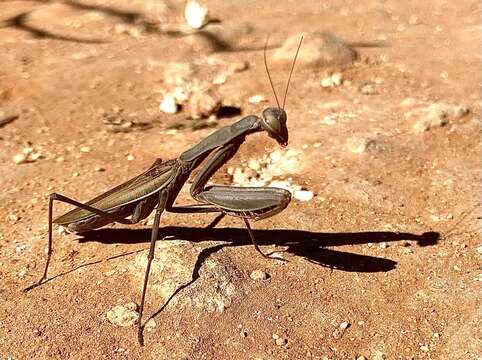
[0,1,480,359]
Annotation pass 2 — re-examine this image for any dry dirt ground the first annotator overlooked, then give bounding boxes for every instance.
[0,1,481,359]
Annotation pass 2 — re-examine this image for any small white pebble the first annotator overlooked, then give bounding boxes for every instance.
[15,244,26,253]
[272,334,279,340]
[184,0,209,29]
[126,154,134,161]
[212,73,227,85]
[294,190,314,202]
[321,76,334,88]
[420,345,429,352]
[247,159,261,171]
[106,302,139,327]
[18,267,28,277]
[248,95,267,104]
[379,242,388,249]
[269,252,285,260]
[8,214,20,222]
[159,94,178,114]
[331,73,343,86]
[250,270,269,281]
[13,153,28,164]
[165,129,178,135]
[339,321,350,330]
[58,226,69,235]
[80,146,91,153]
[275,337,287,346]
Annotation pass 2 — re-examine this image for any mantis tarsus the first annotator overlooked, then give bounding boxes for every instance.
[25,35,303,345]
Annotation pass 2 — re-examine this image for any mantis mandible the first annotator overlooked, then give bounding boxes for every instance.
[25,36,303,345]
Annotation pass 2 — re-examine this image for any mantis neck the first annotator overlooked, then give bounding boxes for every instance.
[179,115,262,163]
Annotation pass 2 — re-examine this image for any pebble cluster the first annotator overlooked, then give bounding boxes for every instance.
[227,148,314,201]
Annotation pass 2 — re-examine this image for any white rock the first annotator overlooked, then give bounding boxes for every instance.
[339,321,350,330]
[420,345,429,352]
[293,190,314,202]
[250,270,269,281]
[106,302,139,327]
[232,168,248,185]
[172,86,189,105]
[18,267,28,277]
[248,95,267,104]
[249,178,267,187]
[321,76,334,88]
[269,149,282,162]
[130,243,245,313]
[346,137,375,153]
[185,0,209,30]
[331,72,343,86]
[247,159,261,171]
[212,73,227,85]
[12,153,28,164]
[275,338,287,346]
[412,102,470,133]
[159,94,178,114]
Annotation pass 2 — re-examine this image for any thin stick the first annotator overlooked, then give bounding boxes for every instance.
[263,35,281,109]
[282,34,304,110]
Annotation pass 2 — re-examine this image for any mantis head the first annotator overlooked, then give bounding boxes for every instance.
[261,107,288,146]
[262,34,303,148]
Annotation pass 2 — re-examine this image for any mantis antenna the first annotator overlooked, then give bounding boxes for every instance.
[263,35,281,109]
[282,34,303,110]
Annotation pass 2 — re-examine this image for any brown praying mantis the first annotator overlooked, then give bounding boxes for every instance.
[24,36,303,345]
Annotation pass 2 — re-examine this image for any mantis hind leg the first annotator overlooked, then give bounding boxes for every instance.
[137,190,168,346]
[24,193,142,292]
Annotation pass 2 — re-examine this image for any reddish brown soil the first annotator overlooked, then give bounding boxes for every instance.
[0,1,480,359]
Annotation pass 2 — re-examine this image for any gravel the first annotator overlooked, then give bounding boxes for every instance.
[106,302,139,327]
[249,270,269,281]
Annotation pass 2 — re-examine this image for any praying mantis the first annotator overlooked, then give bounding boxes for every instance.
[25,36,303,345]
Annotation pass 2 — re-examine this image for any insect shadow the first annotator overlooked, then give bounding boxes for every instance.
[0,1,248,52]
[40,227,439,323]
[78,227,439,273]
